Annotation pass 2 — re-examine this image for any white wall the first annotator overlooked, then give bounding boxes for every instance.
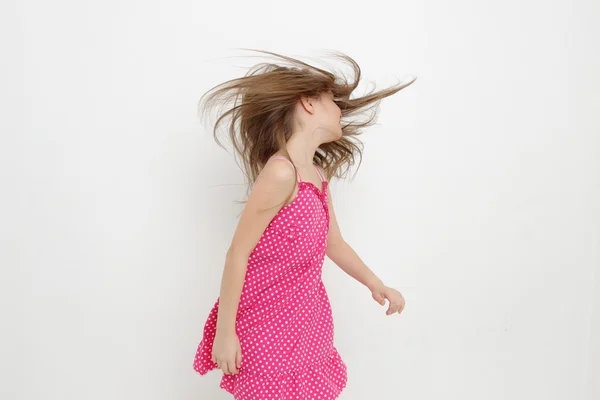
[588,263,600,400]
[2,0,599,399]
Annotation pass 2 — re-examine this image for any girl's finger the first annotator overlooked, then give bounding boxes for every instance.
[222,363,231,375]
[388,303,397,315]
[228,360,238,375]
[236,350,243,369]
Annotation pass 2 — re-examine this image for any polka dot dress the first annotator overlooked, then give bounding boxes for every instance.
[193,157,347,399]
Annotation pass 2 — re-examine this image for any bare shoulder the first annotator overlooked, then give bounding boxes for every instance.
[256,157,298,187]
[248,157,297,207]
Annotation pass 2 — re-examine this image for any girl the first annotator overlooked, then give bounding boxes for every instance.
[193,50,415,399]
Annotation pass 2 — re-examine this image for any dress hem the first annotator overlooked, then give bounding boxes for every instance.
[195,349,347,399]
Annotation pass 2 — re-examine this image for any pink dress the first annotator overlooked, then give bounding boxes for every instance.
[193,156,347,399]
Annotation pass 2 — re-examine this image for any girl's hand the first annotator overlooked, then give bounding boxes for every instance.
[211,329,242,375]
[371,283,406,315]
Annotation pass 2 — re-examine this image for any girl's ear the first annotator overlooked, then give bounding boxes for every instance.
[300,95,314,115]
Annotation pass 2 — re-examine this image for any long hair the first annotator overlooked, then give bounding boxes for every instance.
[198,49,416,202]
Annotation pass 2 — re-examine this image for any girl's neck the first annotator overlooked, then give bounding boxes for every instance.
[284,132,320,167]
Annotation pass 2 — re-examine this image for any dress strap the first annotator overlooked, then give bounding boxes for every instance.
[314,165,325,183]
[270,156,302,182]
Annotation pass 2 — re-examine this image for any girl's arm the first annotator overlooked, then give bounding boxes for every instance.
[324,184,383,291]
[325,184,405,315]
[215,159,296,333]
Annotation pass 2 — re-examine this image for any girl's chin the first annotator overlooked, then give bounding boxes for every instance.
[321,128,343,143]
[326,135,342,143]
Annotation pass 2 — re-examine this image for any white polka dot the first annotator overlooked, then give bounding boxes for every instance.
[193,176,347,399]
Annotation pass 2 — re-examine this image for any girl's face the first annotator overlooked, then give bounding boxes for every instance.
[314,91,343,141]
[295,90,343,143]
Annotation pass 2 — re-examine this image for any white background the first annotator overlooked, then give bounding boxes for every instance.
[1,0,599,399]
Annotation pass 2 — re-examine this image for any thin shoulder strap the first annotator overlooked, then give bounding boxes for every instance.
[314,165,325,183]
[270,156,302,182]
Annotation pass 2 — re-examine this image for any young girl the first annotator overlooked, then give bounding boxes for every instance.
[193,50,415,399]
